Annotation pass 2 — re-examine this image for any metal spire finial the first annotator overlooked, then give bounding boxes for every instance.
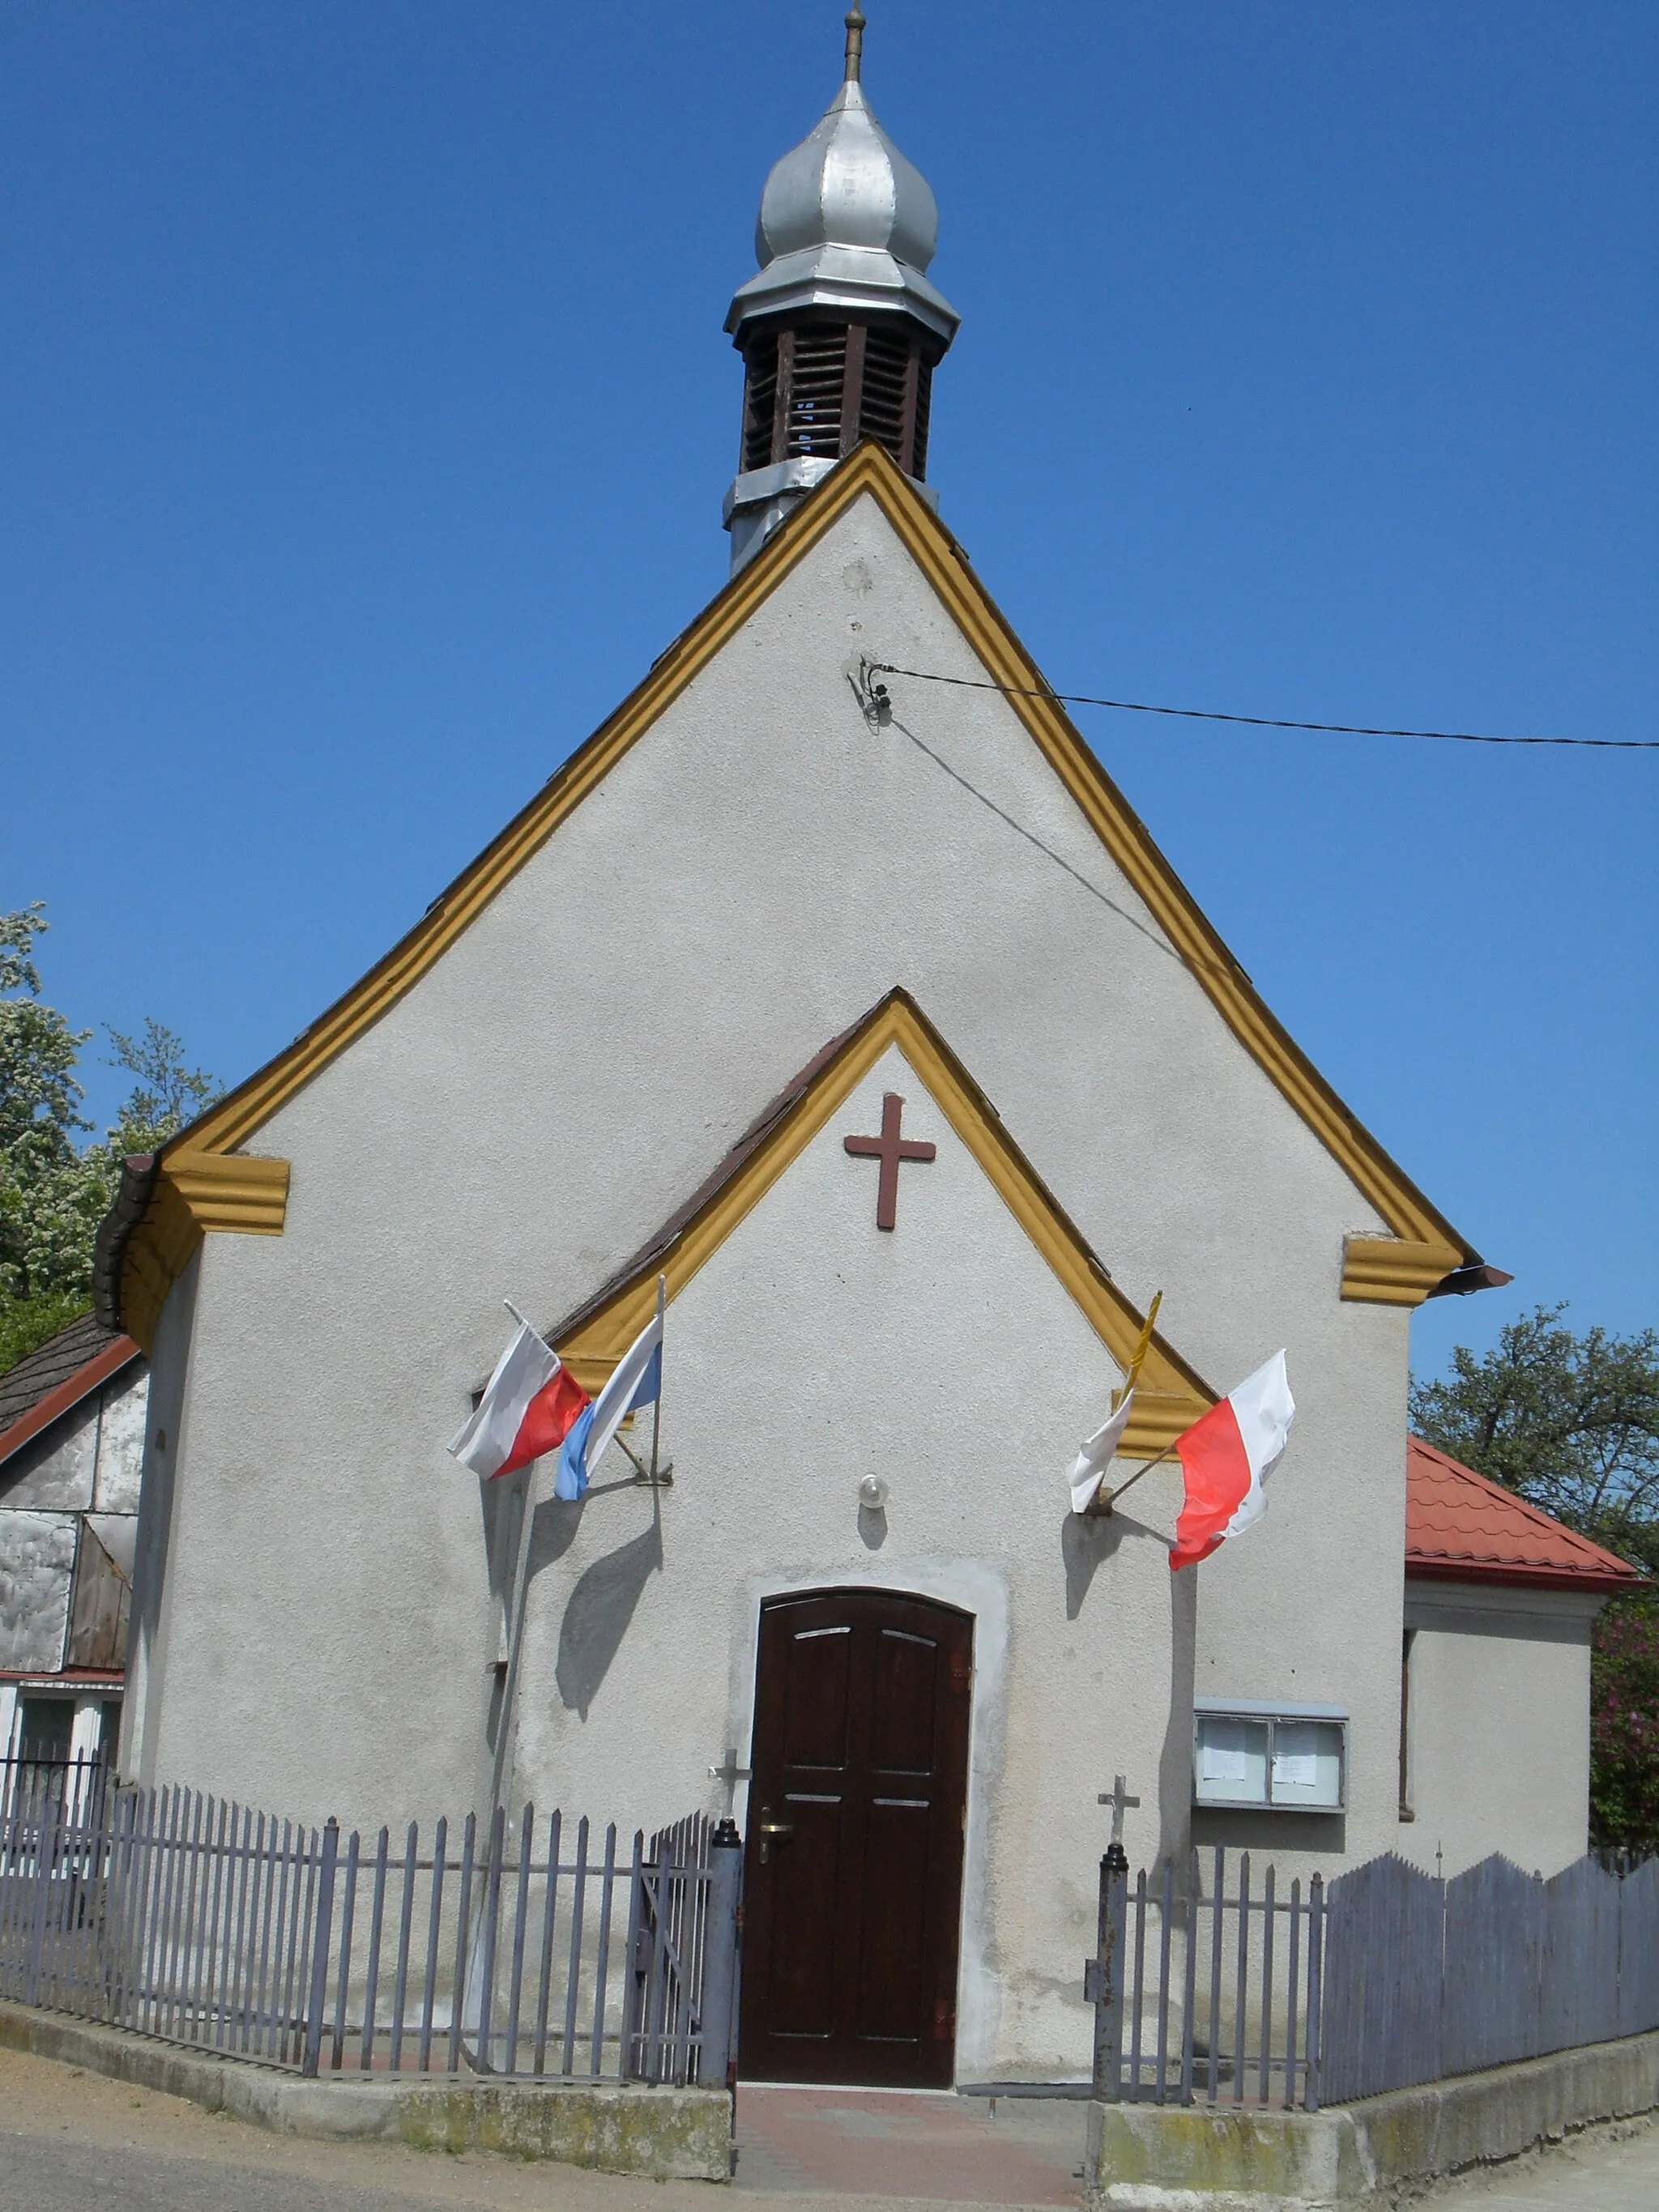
[843,6,866,83]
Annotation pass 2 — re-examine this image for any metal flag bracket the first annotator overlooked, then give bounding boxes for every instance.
[1084,1290,1164,1515]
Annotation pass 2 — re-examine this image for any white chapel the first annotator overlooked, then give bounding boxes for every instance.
[95,14,1636,2087]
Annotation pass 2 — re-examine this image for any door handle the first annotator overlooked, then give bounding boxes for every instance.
[757,1808,795,1865]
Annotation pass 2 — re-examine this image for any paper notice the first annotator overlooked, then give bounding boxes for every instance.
[1273,1725,1322,1788]
[1199,1730,1250,1784]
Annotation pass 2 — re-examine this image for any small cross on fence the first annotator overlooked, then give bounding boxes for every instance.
[1098,1773,1140,1865]
[708,1747,752,1823]
[1085,1773,1140,2084]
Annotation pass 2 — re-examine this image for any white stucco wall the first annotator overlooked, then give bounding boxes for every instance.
[1401,1582,1600,1879]
[123,1255,198,1779]
[131,490,1445,2063]
[507,1046,1186,2081]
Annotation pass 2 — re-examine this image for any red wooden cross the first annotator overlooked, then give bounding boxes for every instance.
[843,1093,936,1230]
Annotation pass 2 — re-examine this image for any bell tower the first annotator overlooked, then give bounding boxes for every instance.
[723,7,960,571]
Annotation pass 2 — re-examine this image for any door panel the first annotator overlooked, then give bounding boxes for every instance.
[855,1798,932,2038]
[740,1588,972,2086]
[782,1626,854,1771]
[761,1792,843,2035]
[870,1629,940,1775]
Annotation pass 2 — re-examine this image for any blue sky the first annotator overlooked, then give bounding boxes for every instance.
[2,2,1653,1380]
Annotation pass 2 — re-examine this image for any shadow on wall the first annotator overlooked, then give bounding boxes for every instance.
[1191,1805,1347,1859]
[1158,1558,1197,1869]
[1062,1505,1136,1619]
[555,1490,663,1720]
[1061,1505,1196,1868]
[484,1488,592,1760]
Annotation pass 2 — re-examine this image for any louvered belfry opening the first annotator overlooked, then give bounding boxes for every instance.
[739,319,938,479]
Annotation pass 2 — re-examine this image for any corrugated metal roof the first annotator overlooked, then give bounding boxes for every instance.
[1406,1435,1643,1592]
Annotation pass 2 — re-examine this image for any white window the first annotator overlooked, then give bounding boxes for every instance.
[1193,1699,1346,1812]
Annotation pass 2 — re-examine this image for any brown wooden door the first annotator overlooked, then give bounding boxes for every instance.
[739,1588,973,2087]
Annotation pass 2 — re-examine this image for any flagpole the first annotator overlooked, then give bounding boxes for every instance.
[488,1453,539,1823]
[476,1350,547,2061]
[1112,1290,1162,1413]
[649,1275,666,1482]
[1098,1440,1176,1513]
[1085,1291,1164,1515]
[486,1298,547,1822]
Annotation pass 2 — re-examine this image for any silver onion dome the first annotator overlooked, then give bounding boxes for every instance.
[723,9,958,570]
[754,78,940,280]
[727,23,957,351]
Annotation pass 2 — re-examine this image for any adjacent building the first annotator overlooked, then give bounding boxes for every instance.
[0,1313,147,1765]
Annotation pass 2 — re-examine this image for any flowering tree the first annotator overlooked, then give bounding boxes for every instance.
[1,904,220,1372]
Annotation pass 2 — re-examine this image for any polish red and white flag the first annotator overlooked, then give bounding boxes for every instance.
[447,1321,591,1482]
[1169,1351,1294,1572]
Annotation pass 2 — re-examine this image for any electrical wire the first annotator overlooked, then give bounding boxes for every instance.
[868,664,1658,751]
[884,707,1192,971]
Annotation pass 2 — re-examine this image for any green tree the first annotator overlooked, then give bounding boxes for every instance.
[1590,1607,1659,1854]
[99,1020,224,1161]
[0,903,100,1308]
[1410,1305,1659,1577]
[0,906,220,1373]
[1411,1306,1659,1852]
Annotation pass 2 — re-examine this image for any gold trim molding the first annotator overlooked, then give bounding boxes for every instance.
[557,989,1215,1458]
[121,1154,289,1350]
[122,442,1478,1330]
[164,1153,290,1236]
[1341,1234,1465,1307]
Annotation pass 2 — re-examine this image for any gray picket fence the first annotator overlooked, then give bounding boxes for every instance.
[1090,1847,1327,2109]
[1090,1844,1659,2112]
[1320,1849,1659,2103]
[0,1766,740,2086]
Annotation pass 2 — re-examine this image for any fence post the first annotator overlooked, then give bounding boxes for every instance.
[1087,1836,1130,2101]
[300,1818,339,2079]
[697,1818,744,2090]
[1303,1872,1324,2112]
[23,1784,68,2010]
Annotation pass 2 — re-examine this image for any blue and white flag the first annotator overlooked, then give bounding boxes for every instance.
[556,1305,663,1501]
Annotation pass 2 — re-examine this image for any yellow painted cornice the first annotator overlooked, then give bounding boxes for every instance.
[164,1153,290,1235]
[119,1154,289,1352]
[122,441,1476,1330]
[556,988,1215,1457]
[1341,1234,1465,1308]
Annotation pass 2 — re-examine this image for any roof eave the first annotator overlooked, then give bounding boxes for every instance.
[0,1332,143,1475]
[92,1153,160,1333]
[1405,1559,1642,1596]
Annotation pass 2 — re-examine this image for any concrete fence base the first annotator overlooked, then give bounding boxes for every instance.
[0,2000,732,2181]
[1087,2030,1659,2210]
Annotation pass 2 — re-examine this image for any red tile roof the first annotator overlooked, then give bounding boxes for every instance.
[1406,1436,1643,1593]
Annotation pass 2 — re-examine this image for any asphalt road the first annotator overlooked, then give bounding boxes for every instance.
[2,2133,472,2212]
[1427,2118,1659,2212]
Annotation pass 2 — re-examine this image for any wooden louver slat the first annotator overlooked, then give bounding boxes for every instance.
[741,335,779,473]
[911,362,933,480]
[857,327,923,475]
[783,326,847,459]
[739,321,933,479]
